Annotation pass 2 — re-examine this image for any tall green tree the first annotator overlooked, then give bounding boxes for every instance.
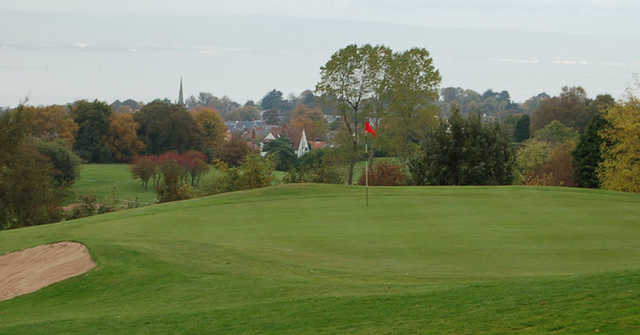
[409,110,514,186]
[316,44,381,185]
[260,89,284,111]
[572,113,607,188]
[72,100,112,162]
[134,101,202,155]
[385,47,441,163]
[513,114,530,142]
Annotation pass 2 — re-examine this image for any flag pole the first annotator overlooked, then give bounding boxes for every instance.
[365,138,369,207]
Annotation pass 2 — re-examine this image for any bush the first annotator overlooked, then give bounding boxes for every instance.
[358,161,407,186]
[218,137,251,167]
[284,149,344,184]
[203,155,274,195]
[33,140,82,187]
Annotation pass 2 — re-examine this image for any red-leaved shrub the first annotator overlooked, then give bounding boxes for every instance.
[358,161,407,186]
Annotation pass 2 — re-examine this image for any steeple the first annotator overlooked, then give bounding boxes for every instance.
[178,77,184,106]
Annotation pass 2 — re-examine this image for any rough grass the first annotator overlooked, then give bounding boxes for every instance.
[66,164,158,205]
[68,164,289,206]
[3,184,640,334]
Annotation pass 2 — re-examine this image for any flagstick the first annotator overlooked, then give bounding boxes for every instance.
[365,141,369,207]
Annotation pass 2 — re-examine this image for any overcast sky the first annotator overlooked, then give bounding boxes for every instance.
[1,0,638,106]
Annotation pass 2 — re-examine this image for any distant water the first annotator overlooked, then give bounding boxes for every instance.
[1,11,638,106]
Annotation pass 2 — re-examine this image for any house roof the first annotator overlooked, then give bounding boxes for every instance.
[263,125,306,150]
[309,141,326,150]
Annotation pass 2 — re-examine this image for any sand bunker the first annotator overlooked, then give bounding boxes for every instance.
[0,242,95,302]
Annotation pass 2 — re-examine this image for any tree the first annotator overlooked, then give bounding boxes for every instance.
[263,137,297,171]
[235,154,274,190]
[409,110,514,186]
[386,47,441,162]
[533,120,579,145]
[33,140,82,187]
[572,113,607,188]
[134,101,202,155]
[104,112,145,162]
[263,110,280,125]
[218,136,251,167]
[227,104,260,121]
[316,44,387,184]
[260,89,284,111]
[23,105,78,147]
[516,139,554,185]
[155,152,191,203]
[130,156,158,189]
[530,87,592,134]
[71,100,113,162]
[513,114,530,142]
[540,141,577,187]
[598,97,640,192]
[192,106,226,159]
[1,108,65,229]
[289,105,328,140]
[181,151,210,186]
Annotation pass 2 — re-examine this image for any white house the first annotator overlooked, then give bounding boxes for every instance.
[261,126,310,158]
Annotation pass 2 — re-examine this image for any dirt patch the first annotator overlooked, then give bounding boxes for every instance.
[0,242,95,302]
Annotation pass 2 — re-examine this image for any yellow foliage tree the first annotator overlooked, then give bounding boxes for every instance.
[23,105,78,147]
[598,97,640,192]
[192,106,227,155]
[104,113,145,162]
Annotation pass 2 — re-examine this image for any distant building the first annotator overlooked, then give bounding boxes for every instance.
[261,125,310,158]
[177,77,184,106]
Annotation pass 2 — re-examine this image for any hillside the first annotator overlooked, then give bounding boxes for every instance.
[1,185,640,334]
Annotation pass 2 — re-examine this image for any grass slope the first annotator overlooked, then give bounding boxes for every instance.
[2,185,640,334]
[67,164,157,205]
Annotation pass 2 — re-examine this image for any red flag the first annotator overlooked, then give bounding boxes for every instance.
[365,120,377,139]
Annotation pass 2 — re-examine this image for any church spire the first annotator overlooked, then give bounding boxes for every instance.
[178,77,184,106]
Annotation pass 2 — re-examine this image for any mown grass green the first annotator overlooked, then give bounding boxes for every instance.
[3,184,640,334]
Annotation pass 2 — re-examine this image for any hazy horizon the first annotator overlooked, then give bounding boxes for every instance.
[1,1,639,106]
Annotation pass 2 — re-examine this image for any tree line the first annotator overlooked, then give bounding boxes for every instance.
[2,43,640,230]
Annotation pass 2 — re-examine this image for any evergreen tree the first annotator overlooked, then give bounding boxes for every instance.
[572,113,607,188]
[513,114,530,142]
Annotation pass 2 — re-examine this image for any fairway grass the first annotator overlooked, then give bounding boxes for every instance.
[2,185,640,334]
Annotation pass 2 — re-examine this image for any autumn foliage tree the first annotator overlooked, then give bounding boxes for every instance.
[130,156,158,189]
[22,105,78,147]
[218,136,251,167]
[530,87,592,134]
[104,112,145,162]
[289,104,328,140]
[1,108,65,229]
[191,106,227,160]
[598,97,640,192]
